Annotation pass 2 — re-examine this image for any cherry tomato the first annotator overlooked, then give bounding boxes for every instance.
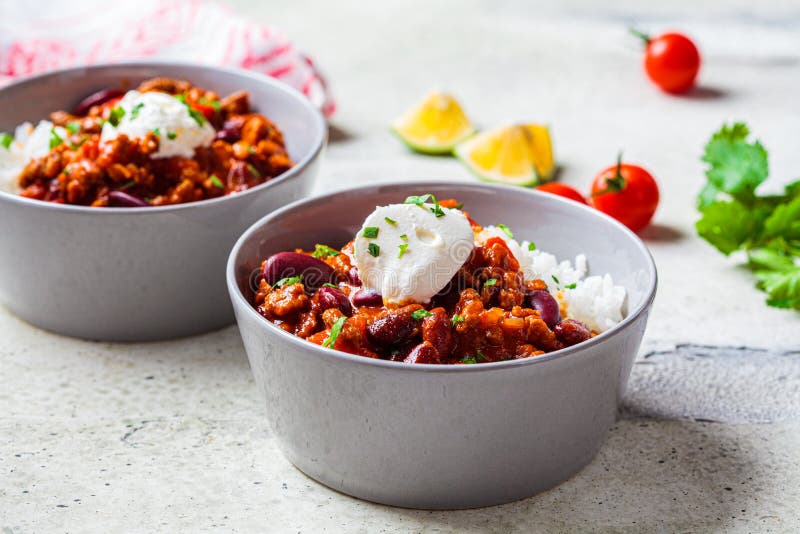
[589,156,659,232]
[633,30,700,94]
[536,183,588,205]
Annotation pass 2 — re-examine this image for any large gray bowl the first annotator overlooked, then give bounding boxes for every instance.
[228,181,657,509]
[0,63,325,341]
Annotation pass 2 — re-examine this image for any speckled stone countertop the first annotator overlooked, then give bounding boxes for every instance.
[2,1,799,532]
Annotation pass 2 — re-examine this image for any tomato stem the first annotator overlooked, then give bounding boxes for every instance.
[629,27,651,46]
[591,151,627,198]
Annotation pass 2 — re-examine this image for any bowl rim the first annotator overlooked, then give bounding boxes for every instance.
[0,61,327,214]
[227,180,659,373]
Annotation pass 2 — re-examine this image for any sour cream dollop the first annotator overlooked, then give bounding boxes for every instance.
[0,121,67,192]
[353,202,475,305]
[100,90,215,159]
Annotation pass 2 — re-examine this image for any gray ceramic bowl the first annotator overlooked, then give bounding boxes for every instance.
[228,181,657,509]
[0,63,325,341]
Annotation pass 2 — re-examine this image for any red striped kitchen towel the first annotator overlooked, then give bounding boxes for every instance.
[0,0,335,116]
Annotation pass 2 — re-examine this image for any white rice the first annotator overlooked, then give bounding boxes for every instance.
[476,225,627,332]
[0,120,67,192]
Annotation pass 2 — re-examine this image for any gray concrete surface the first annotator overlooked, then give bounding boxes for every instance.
[2,0,800,532]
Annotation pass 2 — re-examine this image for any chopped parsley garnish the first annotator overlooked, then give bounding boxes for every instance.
[198,96,222,112]
[363,226,380,239]
[411,309,433,320]
[246,163,261,177]
[476,349,486,361]
[451,314,464,326]
[384,217,397,226]
[455,202,464,210]
[461,350,486,364]
[49,128,63,150]
[209,175,225,189]
[400,234,408,241]
[274,274,304,287]
[323,283,339,289]
[322,316,346,348]
[119,180,135,190]
[528,242,536,251]
[498,224,514,239]
[130,102,145,120]
[551,275,560,285]
[62,167,71,175]
[151,128,161,137]
[66,121,81,134]
[397,243,409,258]
[367,243,380,257]
[167,132,177,140]
[565,282,577,289]
[174,94,206,126]
[483,278,498,287]
[248,145,256,154]
[1,133,13,150]
[404,194,432,206]
[404,193,445,217]
[312,244,340,258]
[108,106,125,127]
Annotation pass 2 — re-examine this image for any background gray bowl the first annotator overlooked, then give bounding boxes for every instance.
[0,63,326,341]
[228,181,657,509]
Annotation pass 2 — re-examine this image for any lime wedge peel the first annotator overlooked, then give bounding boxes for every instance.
[391,92,476,154]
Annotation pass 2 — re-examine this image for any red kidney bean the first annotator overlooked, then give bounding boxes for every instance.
[108,190,149,207]
[262,252,333,289]
[554,319,592,347]
[524,290,561,328]
[366,310,419,347]
[403,341,440,364]
[72,88,124,116]
[348,267,362,286]
[214,118,245,142]
[352,289,382,307]
[317,286,353,316]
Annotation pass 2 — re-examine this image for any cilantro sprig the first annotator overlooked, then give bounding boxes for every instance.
[696,122,800,310]
[322,316,346,348]
[312,244,340,258]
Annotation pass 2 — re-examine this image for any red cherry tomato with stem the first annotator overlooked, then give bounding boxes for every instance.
[631,29,700,94]
[536,183,588,205]
[589,153,659,232]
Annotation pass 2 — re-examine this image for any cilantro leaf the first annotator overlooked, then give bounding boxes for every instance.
[754,268,800,310]
[762,195,800,243]
[701,122,768,203]
[695,200,764,255]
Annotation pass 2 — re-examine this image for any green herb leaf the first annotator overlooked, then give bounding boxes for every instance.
[455,202,464,210]
[367,243,380,257]
[167,132,177,140]
[400,234,408,241]
[246,163,261,178]
[404,194,432,206]
[274,274,304,287]
[119,180,135,190]
[322,316,347,348]
[551,275,560,285]
[483,278,498,287]
[323,283,339,289]
[565,282,577,290]
[209,175,225,189]
[363,226,379,239]
[411,309,433,320]
[312,244,340,258]
[754,267,800,310]
[695,199,765,255]
[130,102,145,120]
[199,96,222,112]
[451,314,464,326]
[174,94,206,126]
[702,122,768,203]
[66,121,81,134]
[527,242,536,251]
[49,128,63,150]
[0,132,13,150]
[762,195,800,243]
[476,349,486,362]
[460,355,477,364]
[497,224,514,239]
[397,243,409,258]
[108,106,125,127]
[384,217,397,226]
[151,128,161,137]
